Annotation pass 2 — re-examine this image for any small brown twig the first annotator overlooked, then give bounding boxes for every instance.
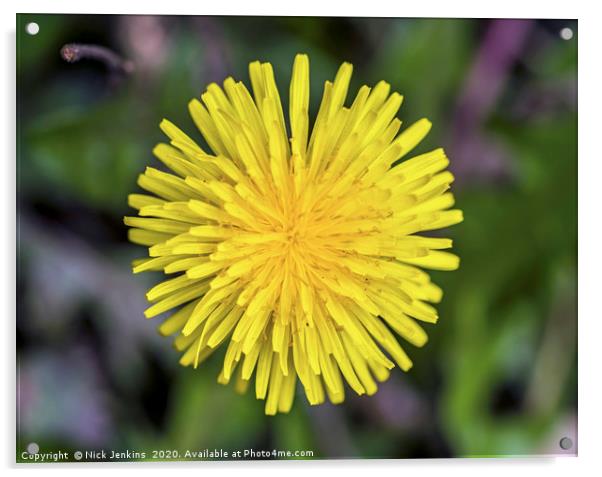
[60,43,135,75]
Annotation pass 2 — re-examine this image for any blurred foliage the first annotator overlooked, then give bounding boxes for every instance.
[17,14,577,461]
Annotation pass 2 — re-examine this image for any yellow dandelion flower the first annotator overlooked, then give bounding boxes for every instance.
[125,54,463,415]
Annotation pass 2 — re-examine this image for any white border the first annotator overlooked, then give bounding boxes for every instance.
[3,1,600,476]
[0,0,587,17]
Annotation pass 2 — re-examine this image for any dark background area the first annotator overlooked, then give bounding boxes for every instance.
[16,14,577,460]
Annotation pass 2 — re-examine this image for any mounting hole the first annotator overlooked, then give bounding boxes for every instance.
[25,22,39,36]
[559,437,573,450]
[559,27,573,41]
[27,442,39,455]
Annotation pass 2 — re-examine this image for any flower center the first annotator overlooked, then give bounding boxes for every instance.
[283,213,308,249]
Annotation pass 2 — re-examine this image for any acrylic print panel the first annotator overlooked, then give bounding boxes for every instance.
[16,13,577,462]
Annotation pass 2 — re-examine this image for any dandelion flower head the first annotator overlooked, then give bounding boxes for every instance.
[125,54,463,415]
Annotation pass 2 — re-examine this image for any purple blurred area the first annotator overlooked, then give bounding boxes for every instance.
[19,346,112,446]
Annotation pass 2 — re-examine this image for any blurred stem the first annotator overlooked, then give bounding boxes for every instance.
[455,19,533,129]
[449,20,533,184]
[61,43,135,75]
[525,276,576,416]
